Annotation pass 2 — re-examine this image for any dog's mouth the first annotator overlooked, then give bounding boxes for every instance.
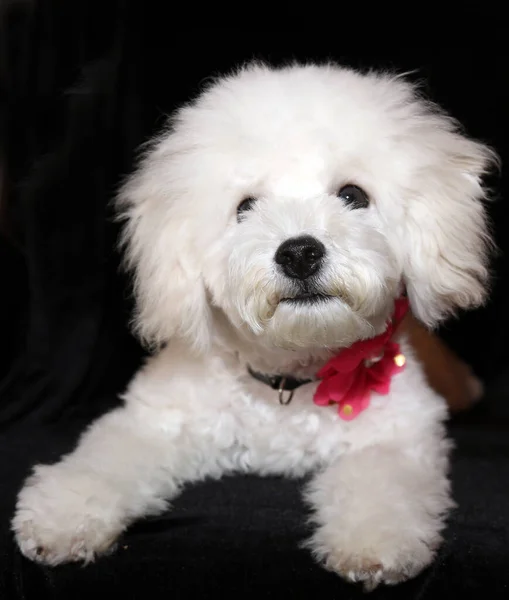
[281,292,334,305]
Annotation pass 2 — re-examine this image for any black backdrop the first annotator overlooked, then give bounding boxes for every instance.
[1,4,509,599]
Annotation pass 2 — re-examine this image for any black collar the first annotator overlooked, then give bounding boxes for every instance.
[247,366,313,405]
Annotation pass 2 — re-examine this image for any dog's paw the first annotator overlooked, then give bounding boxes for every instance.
[12,464,124,565]
[308,523,441,591]
[321,542,437,592]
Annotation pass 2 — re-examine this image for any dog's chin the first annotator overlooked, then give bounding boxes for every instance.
[260,296,386,351]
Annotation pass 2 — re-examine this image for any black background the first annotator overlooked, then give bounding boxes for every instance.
[1,3,509,598]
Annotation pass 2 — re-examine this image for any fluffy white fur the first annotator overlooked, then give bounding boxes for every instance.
[13,62,497,590]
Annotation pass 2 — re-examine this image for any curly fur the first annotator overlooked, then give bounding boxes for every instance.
[13,62,497,590]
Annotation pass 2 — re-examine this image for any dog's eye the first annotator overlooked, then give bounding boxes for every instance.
[337,185,369,209]
[237,197,257,221]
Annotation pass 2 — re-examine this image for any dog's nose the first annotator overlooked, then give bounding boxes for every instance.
[275,235,326,280]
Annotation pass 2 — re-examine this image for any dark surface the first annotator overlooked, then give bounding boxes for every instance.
[1,4,509,598]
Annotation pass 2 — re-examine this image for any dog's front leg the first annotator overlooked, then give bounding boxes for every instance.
[13,347,230,566]
[305,429,454,591]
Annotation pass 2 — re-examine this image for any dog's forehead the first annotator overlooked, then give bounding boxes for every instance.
[183,66,424,198]
[270,171,325,199]
[235,148,330,198]
[211,112,396,193]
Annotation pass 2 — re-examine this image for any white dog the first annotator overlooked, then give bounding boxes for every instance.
[13,62,497,590]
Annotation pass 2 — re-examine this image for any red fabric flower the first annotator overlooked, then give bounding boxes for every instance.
[313,297,410,420]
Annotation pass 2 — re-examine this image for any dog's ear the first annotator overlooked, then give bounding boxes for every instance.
[401,122,498,329]
[117,133,211,352]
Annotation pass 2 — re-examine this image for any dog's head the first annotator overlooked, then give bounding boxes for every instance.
[118,63,497,354]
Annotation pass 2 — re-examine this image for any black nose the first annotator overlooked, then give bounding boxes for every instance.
[275,235,326,280]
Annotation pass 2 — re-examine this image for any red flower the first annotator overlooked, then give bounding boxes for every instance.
[313,297,409,421]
